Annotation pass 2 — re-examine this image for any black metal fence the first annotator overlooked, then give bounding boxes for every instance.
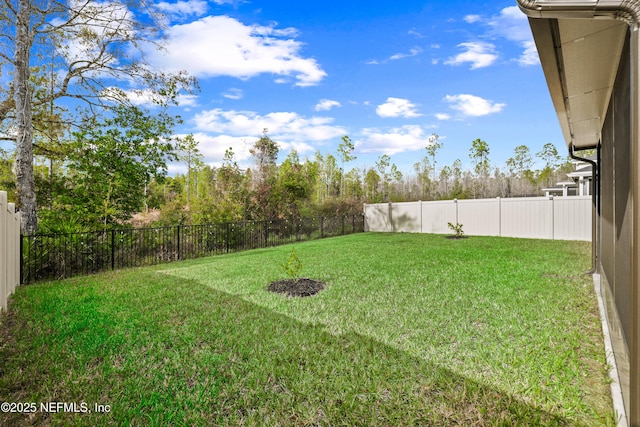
[20,215,365,284]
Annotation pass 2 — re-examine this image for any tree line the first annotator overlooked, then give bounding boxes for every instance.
[0,126,577,234]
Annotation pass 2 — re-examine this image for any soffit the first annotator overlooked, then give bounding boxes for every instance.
[529,17,627,149]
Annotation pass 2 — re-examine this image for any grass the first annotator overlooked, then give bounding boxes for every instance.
[0,232,613,426]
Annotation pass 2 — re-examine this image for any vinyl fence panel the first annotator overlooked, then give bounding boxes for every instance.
[457,199,501,236]
[391,201,421,232]
[364,196,591,241]
[420,201,457,234]
[553,196,592,241]
[1,191,20,312]
[500,197,554,239]
[364,203,392,232]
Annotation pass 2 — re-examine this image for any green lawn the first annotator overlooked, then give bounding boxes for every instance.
[0,233,613,426]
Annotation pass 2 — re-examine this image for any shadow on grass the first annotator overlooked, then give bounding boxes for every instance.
[0,270,589,426]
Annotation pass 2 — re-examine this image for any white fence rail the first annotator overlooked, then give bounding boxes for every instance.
[1,191,21,312]
[364,196,592,241]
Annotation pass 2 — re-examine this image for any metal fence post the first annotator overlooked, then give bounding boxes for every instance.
[111,229,115,270]
[226,223,230,253]
[177,226,181,260]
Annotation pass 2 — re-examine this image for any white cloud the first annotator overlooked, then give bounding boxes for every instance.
[389,47,422,61]
[464,14,481,24]
[315,99,341,111]
[148,16,327,87]
[445,42,498,69]
[176,93,199,107]
[518,40,539,66]
[489,6,532,43]
[100,87,198,108]
[444,94,505,117]
[155,0,208,19]
[357,125,430,155]
[193,108,347,145]
[487,6,539,66]
[435,113,451,121]
[376,97,421,118]
[176,132,254,164]
[222,88,243,100]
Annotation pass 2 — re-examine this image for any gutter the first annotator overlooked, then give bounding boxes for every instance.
[569,143,599,274]
[517,0,640,26]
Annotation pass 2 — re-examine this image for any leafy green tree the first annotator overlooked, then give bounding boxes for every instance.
[413,158,432,200]
[439,165,451,198]
[536,142,561,187]
[469,138,490,198]
[65,105,179,227]
[248,131,279,219]
[364,168,381,202]
[314,152,339,203]
[337,135,356,197]
[177,134,204,205]
[276,150,315,218]
[0,148,16,202]
[506,145,535,196]
[425,133,442,184]
[376,154,391,201]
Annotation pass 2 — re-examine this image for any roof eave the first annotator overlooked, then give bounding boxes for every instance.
[517,0,639,150]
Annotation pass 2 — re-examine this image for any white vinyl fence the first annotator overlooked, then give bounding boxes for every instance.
[364,196,592,241]
[1,191,21,312]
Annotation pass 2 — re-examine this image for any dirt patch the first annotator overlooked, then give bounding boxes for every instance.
[267,278,325,297]
[446,235,468,239]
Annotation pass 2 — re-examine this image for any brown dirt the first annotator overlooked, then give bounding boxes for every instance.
[267,278,325,297]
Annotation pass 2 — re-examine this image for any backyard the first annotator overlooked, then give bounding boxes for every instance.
[0,233,613,425]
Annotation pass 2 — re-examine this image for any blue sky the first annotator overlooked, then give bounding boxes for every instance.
[9,0,567,177]
[149,0,564,175]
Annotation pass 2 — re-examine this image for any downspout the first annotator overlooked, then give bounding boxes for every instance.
[569,143,599,274]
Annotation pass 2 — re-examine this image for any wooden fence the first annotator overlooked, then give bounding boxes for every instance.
[1,190,21,312]
[364,196,592,241]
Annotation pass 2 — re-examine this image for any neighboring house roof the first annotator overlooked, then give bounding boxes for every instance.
[517,0,634,149]
[567,159,593,178]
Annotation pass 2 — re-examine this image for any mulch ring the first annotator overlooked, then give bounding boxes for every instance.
[267,278,325,297]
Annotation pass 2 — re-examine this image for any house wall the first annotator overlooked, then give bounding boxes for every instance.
[598,30,635,422]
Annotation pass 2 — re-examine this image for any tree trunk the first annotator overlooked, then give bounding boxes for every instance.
[14,0,37,234]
